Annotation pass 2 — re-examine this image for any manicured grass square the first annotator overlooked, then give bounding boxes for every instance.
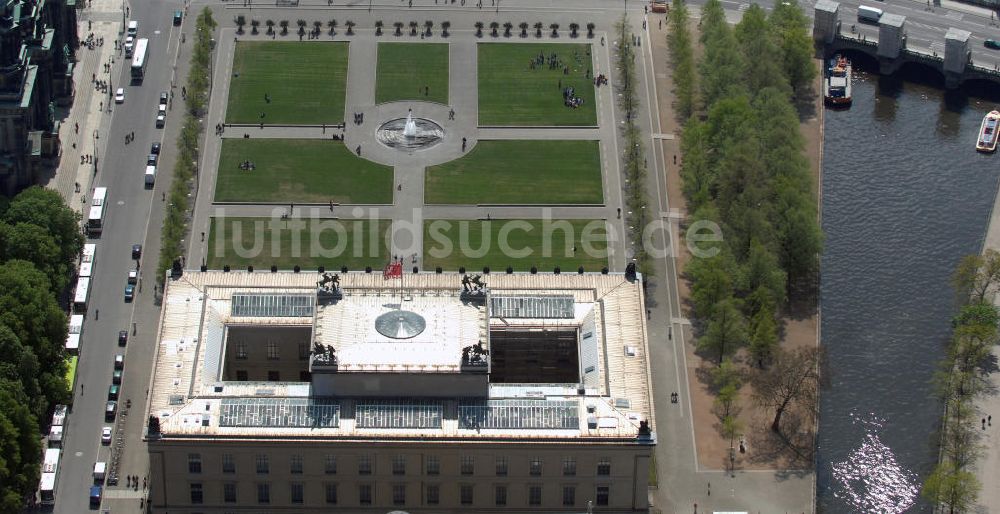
[226,41,349,124]
[424,140,603,204]
[423,219,608,271]
[207,217,390,270]
[478,43,596,126]
[376,43,449,104]
[214,139,393,204]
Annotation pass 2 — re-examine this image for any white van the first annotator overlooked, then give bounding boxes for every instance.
[857,5,883,23]
[127,20,138,37]
[144,165,156,187]
[93,461,107,482]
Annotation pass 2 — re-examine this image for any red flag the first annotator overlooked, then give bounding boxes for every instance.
[383,260,402,280]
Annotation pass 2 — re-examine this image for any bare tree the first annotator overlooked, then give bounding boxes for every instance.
[265,19,275,35]
[250,19,260,35]
[409,20,418,36]
[751,346,823,434]
[375,20,384,35]
[441,21,451,37]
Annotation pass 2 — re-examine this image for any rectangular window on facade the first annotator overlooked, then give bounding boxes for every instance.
[325,483,338,504]
[461,455,475,475]
[222,453,235,474]
[529,458,543,476]
[427,484,440,505]
[188,453,202,474]
[393,484,406,505]
[495,456,508,476]
[563,485,576,506]
[299,370,311,382]
[426,455,440,475]
[359,484,373,505]
[267,340,279,360]
[223,482,237,503]
[529,485,542,506]
[460,484,474,505]
[267,370,280,381]
[325,455,337,474]
[255,454,269,474]
[596,485,609,506]
[257,482,270,504]
[190,483,203,504]
[298,341,310,360]
[563,457,576,476]
[495,484,507,506]
[597,458,611,476]
[290,454,303,474]
[236,370,248,381]
[358,454,373,475]
[290,483,304,504]
[392,455,406,475]
[236,340,247,359]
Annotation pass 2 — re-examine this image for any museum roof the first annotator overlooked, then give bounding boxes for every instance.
[145,271,655,443]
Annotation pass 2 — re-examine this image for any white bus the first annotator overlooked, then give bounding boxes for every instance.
[131,38,149,82]
[39,448,60,505]
[73,277,91,311]
[87,187,107,236]
[79,243,96,278]
[66,314,84,353]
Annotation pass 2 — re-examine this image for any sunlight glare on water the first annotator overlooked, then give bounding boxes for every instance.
[831,412,919,514]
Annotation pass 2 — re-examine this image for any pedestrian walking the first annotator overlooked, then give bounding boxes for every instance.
[462,137,467,151]
[356,145,361,155]
[449,108,455,120]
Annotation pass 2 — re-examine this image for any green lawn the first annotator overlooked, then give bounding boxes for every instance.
[478,43,596,126]
[215,139,393,204]
[376,43,449,104]
[424,140,603,204]
[226,41,349,124]
[207,217,391,270]
[423,219,608,271]
[65,356,77,390]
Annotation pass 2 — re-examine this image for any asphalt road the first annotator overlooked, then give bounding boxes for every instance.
[53,0,184,511]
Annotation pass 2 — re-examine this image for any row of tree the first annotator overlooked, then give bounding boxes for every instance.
[156,8,216,290]
[667,0,822,444]
[0,187,84,511]
[920,251,1000,511]
[615,17,652,277]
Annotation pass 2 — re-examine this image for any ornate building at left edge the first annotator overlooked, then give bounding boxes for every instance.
[0,0,77,195]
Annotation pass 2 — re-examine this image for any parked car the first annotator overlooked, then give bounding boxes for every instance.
[147,153,158,166]
[132,244,142,260]
[101,426,112,445]
[159,91,168,111]
[986,39,1000,50]
[155,112,165,128]
[112,369,122,385]
[114,353,125,370]
[127,270,138,285]
[150,142,161,155]
[89,485,102,506]
[124,284,135,302]
[173,10,182,25]
[114,88,125,103]
[104,401,117,421]
[107,385,119,401]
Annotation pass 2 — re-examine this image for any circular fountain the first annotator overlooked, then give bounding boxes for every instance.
[376,108,445,150]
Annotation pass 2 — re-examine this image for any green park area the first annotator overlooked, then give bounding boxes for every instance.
[423,219,608,271]
[478,43,596,126]
[376,43,450,105]
[226,41,349,124]
[215,139,393,204]
[424,140,603,204]
[207,217,391,270]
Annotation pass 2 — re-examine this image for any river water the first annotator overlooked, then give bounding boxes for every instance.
[816,64,1000,513]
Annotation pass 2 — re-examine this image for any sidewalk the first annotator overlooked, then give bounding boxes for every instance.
[44,11,124,212]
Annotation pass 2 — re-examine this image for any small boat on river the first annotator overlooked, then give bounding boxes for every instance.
[824,55,852,107]
[976,110,999,153]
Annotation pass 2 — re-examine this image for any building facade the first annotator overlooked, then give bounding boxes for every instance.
[145,271,656,513]
[0,0,77,194]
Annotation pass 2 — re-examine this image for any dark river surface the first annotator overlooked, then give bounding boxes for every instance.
[816,64,1000,513]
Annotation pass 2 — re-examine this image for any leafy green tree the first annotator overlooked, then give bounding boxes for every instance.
[699,0,727,44]
[774,184,822,292]
[921,460,980,514]
[0,325,44,418]
[668,0,696,120]
[0,222,72,294]
[748,303,779,366]
[740,240,787,306]
[698,25,746,108]
[952,249,1000,304]
[687,248,736,319]
[0,379,41,512]
[769,0,816,97]
[679,120,713,210]
[734,4,789,96]
[0,261,69,411]
[698,298,746,365]
[2,187,83,276]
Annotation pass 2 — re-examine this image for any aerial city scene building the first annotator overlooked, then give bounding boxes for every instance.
[2,0,1000,512]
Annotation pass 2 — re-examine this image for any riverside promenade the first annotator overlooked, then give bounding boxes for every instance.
[973,180,1000,513]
